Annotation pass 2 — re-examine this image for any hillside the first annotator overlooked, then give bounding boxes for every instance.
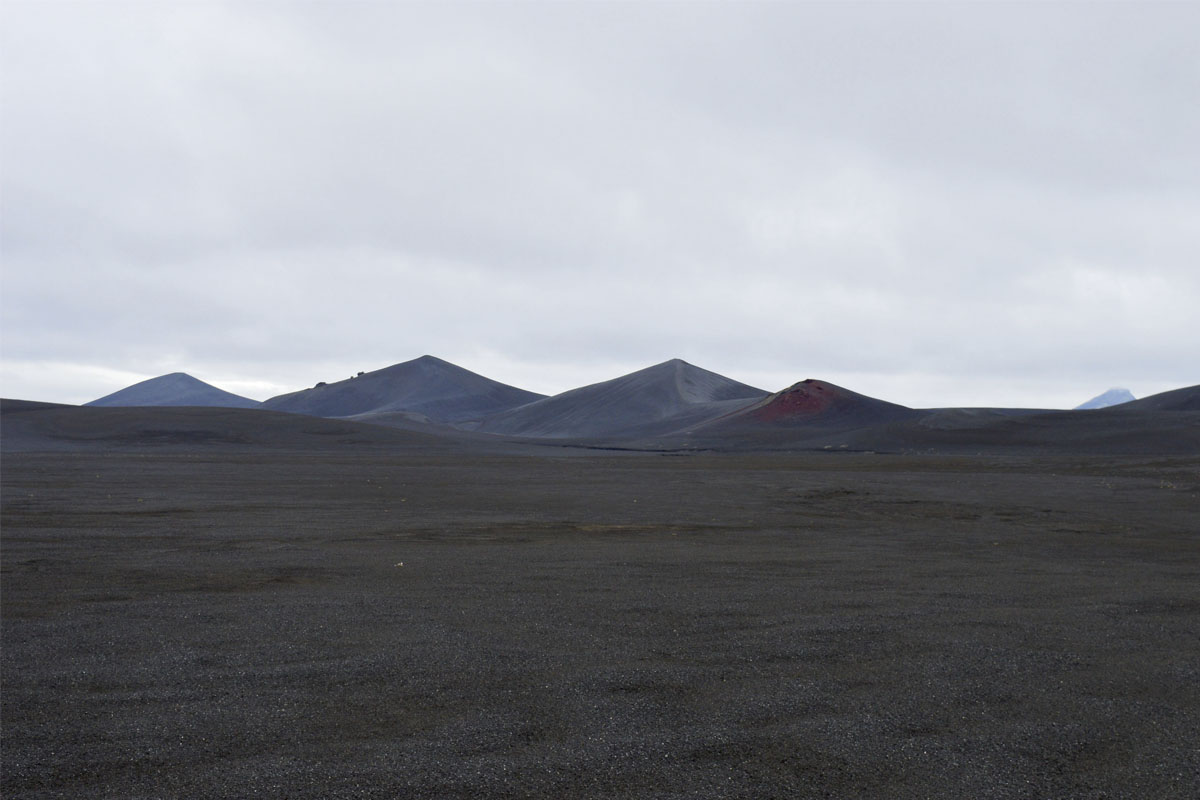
[86,373,260,409]
[473,359,767,439]
[261,355,544,422]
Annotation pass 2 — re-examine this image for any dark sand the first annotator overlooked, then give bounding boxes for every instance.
[3,447,1199,798]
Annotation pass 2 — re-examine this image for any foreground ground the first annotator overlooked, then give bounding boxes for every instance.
[3,447,1198,798]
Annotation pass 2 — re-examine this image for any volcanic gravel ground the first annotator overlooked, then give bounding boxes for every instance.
[3,450,1199,798]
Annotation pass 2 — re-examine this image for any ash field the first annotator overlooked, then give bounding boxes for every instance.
[3,360,1199,799]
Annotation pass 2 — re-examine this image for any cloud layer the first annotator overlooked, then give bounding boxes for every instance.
[3,1,1197,407]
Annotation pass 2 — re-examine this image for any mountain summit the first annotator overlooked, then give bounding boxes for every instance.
[260,355,544,422]
[1075,388,1135,410]
[86,373,260,409]
[474,358,767,438]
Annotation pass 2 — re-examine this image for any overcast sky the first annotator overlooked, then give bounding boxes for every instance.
[2,0,1197,409]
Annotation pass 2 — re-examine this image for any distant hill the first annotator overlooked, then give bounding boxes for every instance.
[260,355,544,423]
[1075,388,1135,410]
[474,359,767,438]
[86,373,260,409]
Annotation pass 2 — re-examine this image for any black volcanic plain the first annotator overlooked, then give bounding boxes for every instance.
[3,365,1199,799]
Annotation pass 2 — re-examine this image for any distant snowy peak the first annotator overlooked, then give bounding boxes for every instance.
[86,373,260,408]
[1075,388,1135,410]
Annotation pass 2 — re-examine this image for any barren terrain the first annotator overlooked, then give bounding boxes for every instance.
[3,440,1198,798]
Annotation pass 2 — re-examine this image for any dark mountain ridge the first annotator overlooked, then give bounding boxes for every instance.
[260,355,545,422]
[473,358,768,439]
[17,360,1199,456]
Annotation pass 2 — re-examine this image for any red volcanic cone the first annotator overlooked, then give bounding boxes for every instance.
[701,378,920,431]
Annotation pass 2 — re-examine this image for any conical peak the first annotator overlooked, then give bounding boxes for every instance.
[85,372,260,408]
[618,359,754,393]
[397,354,455,373]
[1075,387,1135,410]
[758,380,840,418]
[638,358,689,374]
[262,355,543,422]
[373,355,461,378]
[780,378,837,395]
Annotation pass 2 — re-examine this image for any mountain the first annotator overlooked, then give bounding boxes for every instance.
[12,381,1197,457]
[260,355,544,423]
[1075,388,1135,410]
[696,378,922,434]
[86,373,260,409]
[473,358,768,439]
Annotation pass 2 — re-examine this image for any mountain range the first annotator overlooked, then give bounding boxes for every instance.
[5,357,1197,455]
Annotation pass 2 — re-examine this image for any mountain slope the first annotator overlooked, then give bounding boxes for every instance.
[821,405,1200,456]
[86,373,260,409]
[474,359,767,438]
[1075,388,1135,410]
[1104,384,1200,412]
[260,355,544,422]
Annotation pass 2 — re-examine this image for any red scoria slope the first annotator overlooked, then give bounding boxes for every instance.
[698,378,923,432]
[749,379,841,421]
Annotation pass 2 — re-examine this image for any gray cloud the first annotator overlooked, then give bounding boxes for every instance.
[2,1,1197,408]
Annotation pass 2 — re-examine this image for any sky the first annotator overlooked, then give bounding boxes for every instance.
[2,0,1197,409]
